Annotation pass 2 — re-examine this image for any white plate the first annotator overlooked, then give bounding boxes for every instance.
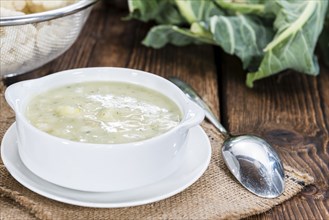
[1,123,211,208]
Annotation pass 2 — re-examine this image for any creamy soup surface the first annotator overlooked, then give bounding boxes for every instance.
[26,82,182,144]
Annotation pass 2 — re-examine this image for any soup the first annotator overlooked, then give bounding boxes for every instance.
[26,82,182,144]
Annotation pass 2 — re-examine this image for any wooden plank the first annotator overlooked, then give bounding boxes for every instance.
[218,51,329,219]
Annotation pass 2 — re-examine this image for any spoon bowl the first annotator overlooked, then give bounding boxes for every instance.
[169,77,285,198]
[222,135,284,198]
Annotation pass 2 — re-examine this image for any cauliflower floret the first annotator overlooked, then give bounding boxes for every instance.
[27,0,76,13]
[35,22,54,55]
[55,106,82,118]
[0,0,77,14]
[36,17,76,55]
[0,8,37,75]
[0,5,25,17]
[0,0,27,13]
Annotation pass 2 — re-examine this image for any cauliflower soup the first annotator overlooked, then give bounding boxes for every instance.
[26,82,182,144]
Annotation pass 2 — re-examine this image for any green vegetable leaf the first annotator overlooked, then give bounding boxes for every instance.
[142,4,274,66]
[209,14,274,68]
[142,25,212,49]
[214,0,266,15]
[174,0,224,23]
[142,0,225,48]
[247,0,328,87]
[127,0,185,24]
[127,0,329,87]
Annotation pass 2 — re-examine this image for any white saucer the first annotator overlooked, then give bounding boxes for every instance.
[1,123,211,208]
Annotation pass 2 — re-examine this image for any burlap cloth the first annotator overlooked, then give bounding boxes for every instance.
[0,82,314,220]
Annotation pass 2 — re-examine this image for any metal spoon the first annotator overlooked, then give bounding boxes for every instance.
[169,77,285,198]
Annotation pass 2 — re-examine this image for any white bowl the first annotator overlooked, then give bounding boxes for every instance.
[5,67,205,192]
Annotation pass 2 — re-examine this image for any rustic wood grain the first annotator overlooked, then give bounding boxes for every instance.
[218,52,329,219]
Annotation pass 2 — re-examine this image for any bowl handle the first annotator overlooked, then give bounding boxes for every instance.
[180,101,205,131]
[4,81,32,112]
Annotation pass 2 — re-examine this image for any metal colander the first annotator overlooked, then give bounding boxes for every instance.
[0,0,98,78]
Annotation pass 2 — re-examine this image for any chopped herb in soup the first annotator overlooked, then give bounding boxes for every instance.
[26,82,182,144]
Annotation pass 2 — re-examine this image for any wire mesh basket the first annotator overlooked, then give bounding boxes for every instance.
[0,0,98,78]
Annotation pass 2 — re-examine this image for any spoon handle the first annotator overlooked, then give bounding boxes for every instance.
[169,77,228,135]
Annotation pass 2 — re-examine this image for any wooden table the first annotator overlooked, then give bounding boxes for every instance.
[2,2,329,219]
